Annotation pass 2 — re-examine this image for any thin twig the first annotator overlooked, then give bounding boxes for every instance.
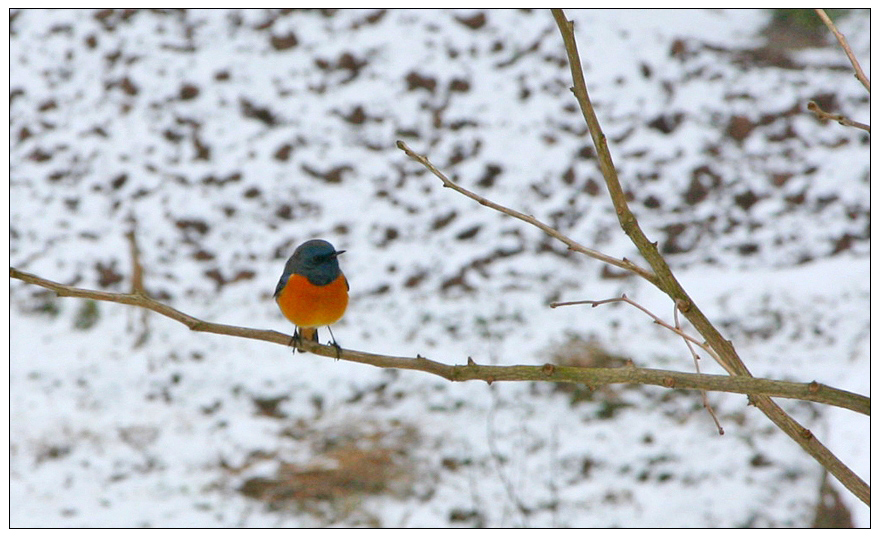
[396,140,658,285]
[126,217,146,295]
[551,295,719,362]
[675,300,724,435]
[554,294,726,433]
[554,294,725,433]
[126,216,150,347]
[807,100,870,132]
[814,9,870,93]
[487,396,530,526]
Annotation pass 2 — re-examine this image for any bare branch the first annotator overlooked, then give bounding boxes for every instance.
[554,8,868,506]
[555,294,726,434]
[807,100,870,132]
[675,300,724,435]
[551,295,719,362]
[815,9,870,93]
[125,216,150,347]
[396,140,658,285]
[126,216,146,295]
[10,266,868,416]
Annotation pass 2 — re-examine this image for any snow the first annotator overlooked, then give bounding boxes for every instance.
[9,8,870,527]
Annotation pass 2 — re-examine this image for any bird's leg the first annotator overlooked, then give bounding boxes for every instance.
[289,329,302,354]
[326,326,343,359]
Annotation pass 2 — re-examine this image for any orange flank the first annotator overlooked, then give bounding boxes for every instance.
[275,272,349,341]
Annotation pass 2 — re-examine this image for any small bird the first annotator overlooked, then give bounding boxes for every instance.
[274,239,349,353]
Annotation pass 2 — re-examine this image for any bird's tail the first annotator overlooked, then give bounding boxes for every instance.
[298,327,319,343]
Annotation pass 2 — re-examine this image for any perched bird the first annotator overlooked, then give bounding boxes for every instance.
[274,239,348,353]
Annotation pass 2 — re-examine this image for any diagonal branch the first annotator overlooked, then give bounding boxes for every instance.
[549,8,868,506]
[395,140,657,284]
[814,9,870,93]
[399,129,870,506]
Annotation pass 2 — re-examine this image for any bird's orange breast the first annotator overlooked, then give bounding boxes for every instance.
[276,272,349,328]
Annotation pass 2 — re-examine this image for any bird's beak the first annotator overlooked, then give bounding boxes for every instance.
[333,250,346,257]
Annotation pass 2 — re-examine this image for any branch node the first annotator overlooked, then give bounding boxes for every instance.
[675,298,691,313]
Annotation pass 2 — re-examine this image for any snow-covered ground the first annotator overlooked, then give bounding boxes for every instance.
[9,9,870,527]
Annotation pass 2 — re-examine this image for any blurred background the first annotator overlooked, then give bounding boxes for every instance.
[9,9,869,527]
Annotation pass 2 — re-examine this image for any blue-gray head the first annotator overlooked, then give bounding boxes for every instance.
[275,239,345,296]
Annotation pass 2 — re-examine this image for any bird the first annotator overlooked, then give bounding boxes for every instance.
[274,239,348,354]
